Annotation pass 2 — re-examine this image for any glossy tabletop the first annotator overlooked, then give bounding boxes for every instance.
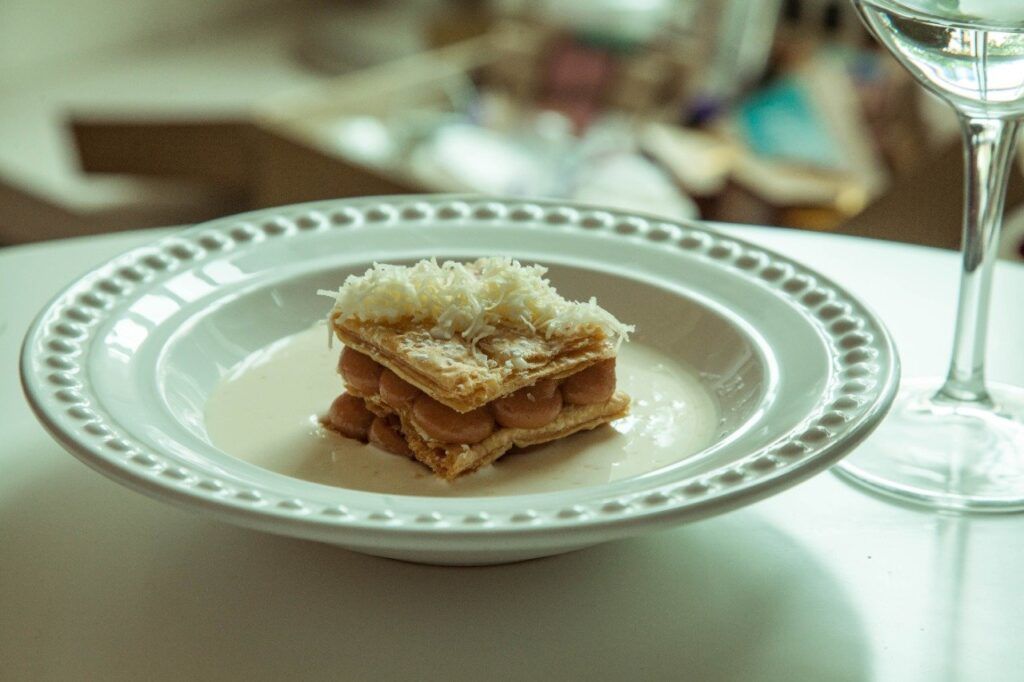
[2,224,1023,681]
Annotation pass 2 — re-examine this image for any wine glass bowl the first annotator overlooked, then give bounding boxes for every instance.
[835,0,1024,510]
[858,0,1024,117]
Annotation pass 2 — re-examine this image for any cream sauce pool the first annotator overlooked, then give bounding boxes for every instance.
[204,326,719,497]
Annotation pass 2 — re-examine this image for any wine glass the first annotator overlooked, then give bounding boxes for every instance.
[834,0,1024,510]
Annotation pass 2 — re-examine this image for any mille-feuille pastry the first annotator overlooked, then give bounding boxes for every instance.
[319,257,633,479]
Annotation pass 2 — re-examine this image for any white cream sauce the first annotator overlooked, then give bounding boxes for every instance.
[204,326,718,497]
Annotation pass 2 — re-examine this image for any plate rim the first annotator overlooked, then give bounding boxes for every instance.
[20,195,900,544]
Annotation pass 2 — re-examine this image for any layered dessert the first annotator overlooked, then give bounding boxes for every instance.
[319,257,633,479]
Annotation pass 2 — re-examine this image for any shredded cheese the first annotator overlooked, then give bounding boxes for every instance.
[319,257,633,346]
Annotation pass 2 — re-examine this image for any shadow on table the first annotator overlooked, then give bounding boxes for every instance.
[0,465,870,681]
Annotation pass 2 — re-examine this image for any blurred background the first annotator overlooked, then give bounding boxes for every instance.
[2,0,1023,254]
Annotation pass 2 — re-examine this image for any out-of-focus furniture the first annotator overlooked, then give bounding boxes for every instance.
[0,1,438,244]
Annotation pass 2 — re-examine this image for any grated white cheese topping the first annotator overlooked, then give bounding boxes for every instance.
[319,257,633,346]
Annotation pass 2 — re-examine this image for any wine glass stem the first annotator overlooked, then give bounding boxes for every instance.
[937,115,1022,406]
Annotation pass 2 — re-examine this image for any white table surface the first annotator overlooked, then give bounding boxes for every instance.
[2,224,1023,682]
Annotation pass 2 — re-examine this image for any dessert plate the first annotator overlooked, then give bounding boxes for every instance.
[21,196,898,565]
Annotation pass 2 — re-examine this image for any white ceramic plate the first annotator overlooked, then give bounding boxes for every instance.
[21,196,898,565]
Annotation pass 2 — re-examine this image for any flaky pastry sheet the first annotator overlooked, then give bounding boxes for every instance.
[333,315,616,413]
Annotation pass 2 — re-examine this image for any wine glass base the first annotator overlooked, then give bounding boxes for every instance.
[835,378,1024,512]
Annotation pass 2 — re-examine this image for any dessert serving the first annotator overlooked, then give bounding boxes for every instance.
[21,195,898,563]
[319,257,634,479]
